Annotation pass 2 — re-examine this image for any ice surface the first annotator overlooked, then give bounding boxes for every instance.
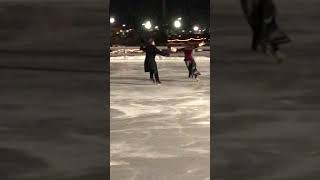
[110,56,210,180]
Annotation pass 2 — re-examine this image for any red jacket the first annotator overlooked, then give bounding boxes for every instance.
[178,47,195,61]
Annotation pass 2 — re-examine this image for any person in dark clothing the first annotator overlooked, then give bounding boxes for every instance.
[175,42,203,81]
[140,39,169,85]
[240,0,291,62]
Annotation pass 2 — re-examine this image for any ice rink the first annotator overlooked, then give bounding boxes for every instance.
[110,55,210,180]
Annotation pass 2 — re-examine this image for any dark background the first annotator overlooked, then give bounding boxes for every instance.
[0,0,109,179]
[110,0,210,45]
[110,0,210,29]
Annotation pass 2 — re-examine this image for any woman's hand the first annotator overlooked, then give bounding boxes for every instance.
[198,41,206,47]
[170,47,177,52]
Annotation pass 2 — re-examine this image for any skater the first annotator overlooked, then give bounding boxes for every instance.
[140,38,169,85]
[240,0,290,62]
[174,41,204,81]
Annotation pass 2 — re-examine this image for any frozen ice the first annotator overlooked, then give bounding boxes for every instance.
[111,55,210,180]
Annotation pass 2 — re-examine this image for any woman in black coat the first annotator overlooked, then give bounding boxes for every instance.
[140,39,169,84]
[240,0,290,62]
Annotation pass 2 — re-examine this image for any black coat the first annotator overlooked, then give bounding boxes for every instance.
[140,45,168,73]
[240,0,290,50]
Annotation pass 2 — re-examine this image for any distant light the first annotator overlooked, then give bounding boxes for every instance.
[174,20,182,28]
[182,30,185,33]
[193,26,200,31]
[122,24,126,27]
[110,17,115,24]
[144,21,152,30]
[178,17,182,21]
[155,26,159,29]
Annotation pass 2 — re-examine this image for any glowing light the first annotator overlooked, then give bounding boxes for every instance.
[193,26,200,31]
[110,17,115,24]
[178,17,182,21]
[144,21,152,30]
[174,20,182,28]
[155,26,159,29]
[122,24,126,27]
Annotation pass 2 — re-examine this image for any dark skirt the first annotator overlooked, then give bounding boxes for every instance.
[144,59,158,73]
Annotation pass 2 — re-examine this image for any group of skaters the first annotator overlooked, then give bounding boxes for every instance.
[140,38,202,85]
[241,0,291,62]
[139,0,291,85]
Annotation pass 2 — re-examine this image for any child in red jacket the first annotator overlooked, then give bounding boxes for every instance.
[175,42,203,81]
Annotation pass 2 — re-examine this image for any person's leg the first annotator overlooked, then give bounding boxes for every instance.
[150,72,153,79]
[192,61,200,81]
[241,0,266,51]
[188,61,193,78]
[260,0,289,63]
[193,60,200,75]
[185,61,191,78]
[150,71,155,83]
[258,0,274,53]
[155,73,161,84]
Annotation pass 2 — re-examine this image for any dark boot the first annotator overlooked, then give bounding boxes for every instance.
[155,73,161,84]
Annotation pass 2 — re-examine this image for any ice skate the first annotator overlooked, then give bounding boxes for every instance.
[265,48,286,64]
[194,74,200,81]
[273,50,286,64]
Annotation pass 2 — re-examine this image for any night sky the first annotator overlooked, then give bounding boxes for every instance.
[110,0,209,29]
